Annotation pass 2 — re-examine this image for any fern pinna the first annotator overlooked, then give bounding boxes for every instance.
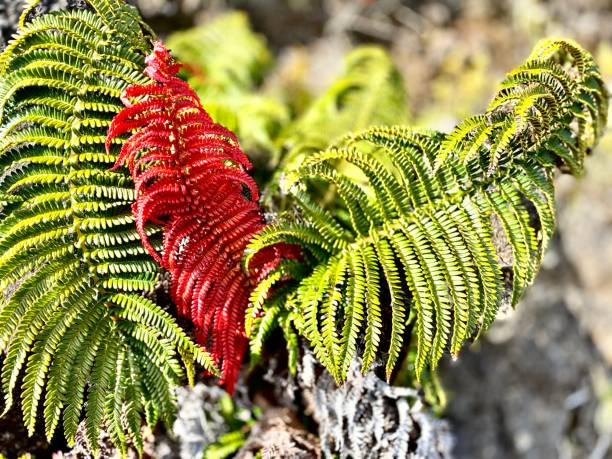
[0,0,216,453]
[106,42,298,392]
[246,39,608,383]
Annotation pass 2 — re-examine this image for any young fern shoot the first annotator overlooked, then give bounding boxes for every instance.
[106,42,299,392]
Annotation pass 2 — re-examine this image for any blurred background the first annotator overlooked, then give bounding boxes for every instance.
[1,0,611,458]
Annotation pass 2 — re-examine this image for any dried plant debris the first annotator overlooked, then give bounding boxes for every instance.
[238,408,320,459]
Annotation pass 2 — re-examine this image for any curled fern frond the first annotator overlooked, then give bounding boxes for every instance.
[106,42,299,393]
[0,1,216,452]
[436,38,608,175]
[247,39,608,384]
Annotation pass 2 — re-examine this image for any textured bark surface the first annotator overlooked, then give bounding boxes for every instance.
[297,351,453,459]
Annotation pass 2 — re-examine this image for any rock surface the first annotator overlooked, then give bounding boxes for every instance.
[299,352,454,459]
[557,141,612,366]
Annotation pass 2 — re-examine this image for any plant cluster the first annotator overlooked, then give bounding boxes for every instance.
[0,0,607,455]
[247,39,608,382]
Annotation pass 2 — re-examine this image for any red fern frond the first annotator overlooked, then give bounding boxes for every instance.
[106,42,298,392]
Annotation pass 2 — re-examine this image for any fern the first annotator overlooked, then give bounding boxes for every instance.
[167,12,288,165]
[264,45,409,203]
[106,42,299,393]
[0,0,216,453]
[246,39,608,383]
[167,12,272,97]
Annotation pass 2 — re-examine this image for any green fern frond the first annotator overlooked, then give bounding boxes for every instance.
[167,11,272,96]
[0,0,216,453]
[203,94,290,172]
[263,45,409,204]
[282,46,409,153]
[436,38,608,175]
[248,39,608,384]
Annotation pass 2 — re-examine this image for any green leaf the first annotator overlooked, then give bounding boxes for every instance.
[248,38,607,383]
[0,0,217,453]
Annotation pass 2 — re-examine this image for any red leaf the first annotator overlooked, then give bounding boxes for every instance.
[106,42,298,393]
